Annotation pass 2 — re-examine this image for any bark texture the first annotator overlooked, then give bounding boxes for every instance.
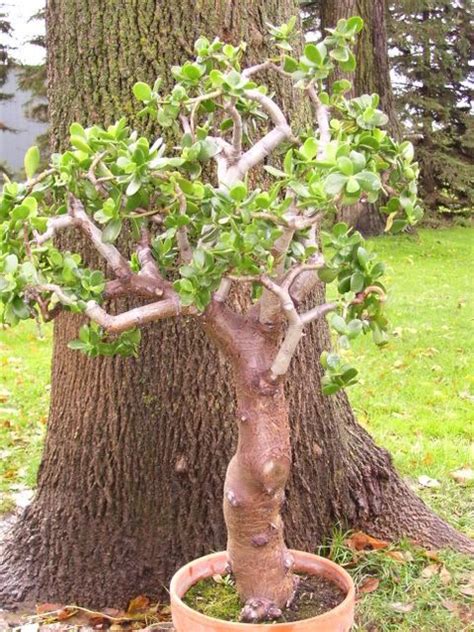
[204,303,295,620]
[321,0,400,235]
[1,0,472,612]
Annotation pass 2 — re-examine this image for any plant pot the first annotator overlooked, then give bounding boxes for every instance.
[170,550,355,631]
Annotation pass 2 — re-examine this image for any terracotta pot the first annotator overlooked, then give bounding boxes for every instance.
[170,550,355,631]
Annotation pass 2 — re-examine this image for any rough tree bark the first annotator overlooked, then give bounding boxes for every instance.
[1,0,471,612]
[320,0,400,235]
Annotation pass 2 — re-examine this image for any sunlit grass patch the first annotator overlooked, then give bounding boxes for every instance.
[0,322,52,512]
[320,528,474,632]
[347,227,473,534]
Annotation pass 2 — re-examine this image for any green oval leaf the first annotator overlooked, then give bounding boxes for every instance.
[70,135,91,153]
[133,81,152,102]
[102,219,123,244]
[230,182,247,202]
[346,16,364,33]
[304,43,323,66]
[350,271,365,293]
[24,145,40,179]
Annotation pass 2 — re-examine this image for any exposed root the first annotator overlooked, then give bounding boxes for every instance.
[240,597,282,623]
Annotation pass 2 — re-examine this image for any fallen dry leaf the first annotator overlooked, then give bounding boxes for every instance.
[36,603,63,614]
[421,563,451,585]
[386,550,407,563]
[35,603,77,621]
[127,595,151,614]
[425,550,441,561]
[102,608,126,618]
[345,531,390,551]
[439,565,452,586]
[459,583,474,597]
[450,468,474,485]
[418,474,440,488]
[422,563,440,579]
[442,599,460,614]
[390,602,414,613]
[358,577,380,594]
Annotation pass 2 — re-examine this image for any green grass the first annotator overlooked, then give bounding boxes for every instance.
[0,321,52,512]
[324,530,474,632]
[349,227,473,475]
[345,227,474,538]
[0,227,473,630]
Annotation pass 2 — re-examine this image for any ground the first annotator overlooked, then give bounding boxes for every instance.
[1,227,473,630]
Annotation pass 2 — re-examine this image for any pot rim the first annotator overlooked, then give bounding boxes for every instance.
[170,549,355,629]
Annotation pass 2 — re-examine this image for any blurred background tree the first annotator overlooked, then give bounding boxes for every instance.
[0,2,47,177]
[389,0,473,215]
[1,0,472,210]
[301,0,473,224]
[0,1,16,173]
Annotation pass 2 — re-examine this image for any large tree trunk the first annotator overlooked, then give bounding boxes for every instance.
[1,0,471,612]
[320,0,400,235]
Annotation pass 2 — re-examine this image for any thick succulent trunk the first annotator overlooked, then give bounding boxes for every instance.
[225,377,294,621]
[203,303,296,621]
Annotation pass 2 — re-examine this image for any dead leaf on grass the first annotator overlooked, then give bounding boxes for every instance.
[450,468,474,485]
[418,475,441,488]
[439,566,452,585]
[421,563,451,584]
[35,603,77,621]
[345,531,389,551]
[127,595,151,614]
[390,602,414,613]
[460,586,474,597]
[386,550,408,563]
[442,599,460,613]
[358,577,380,594]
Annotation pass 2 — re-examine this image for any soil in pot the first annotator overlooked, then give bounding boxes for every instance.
[183,573,346,624]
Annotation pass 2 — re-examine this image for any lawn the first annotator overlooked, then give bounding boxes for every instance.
[1,226,473,630]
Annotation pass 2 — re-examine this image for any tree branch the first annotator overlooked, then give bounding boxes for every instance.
[34,215,76,245]
[85,297,189,334]
[242,61,272,78]
[214,277,232,303]
[175,187,193,264]
[34,196,131,282]
[258,223,295,325]
[26,168,56,193]
[225,99,243,158]
[29,283,77,307]
[87,151,108,196]
[288,226,325,303]
[300,302,337,325]
[260,276,304,379]
[188,90,222,139]
[307,85,330,159]
[224,89,295,183]
[202,297,247,358]
[67,195,131,279]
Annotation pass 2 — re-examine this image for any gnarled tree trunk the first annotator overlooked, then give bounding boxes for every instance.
[1,0,471,612]
[205,303,295,621]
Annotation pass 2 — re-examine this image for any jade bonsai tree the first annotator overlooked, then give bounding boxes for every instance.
[0,16,421,623]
